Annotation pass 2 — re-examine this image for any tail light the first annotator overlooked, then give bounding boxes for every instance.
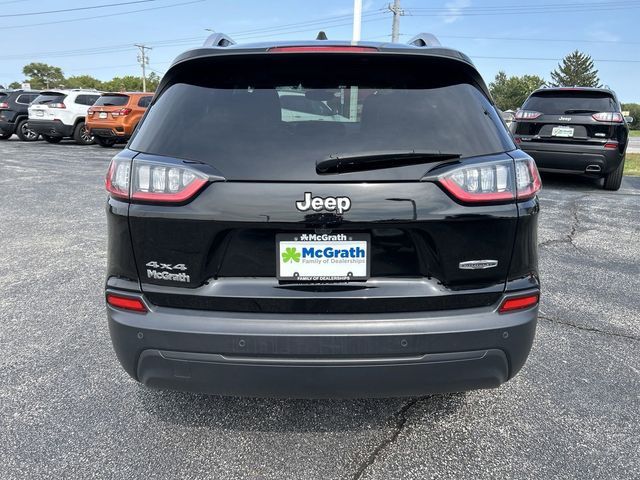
[106,293,147,313]
[499,293,539,313]
[515,110,542,120]
[106,158,208,203]
[112,108,132,117]
[604,142,619,150]
[48,102,65,109]
[592,112,623,123]
[438,158,541,204]
[0,102,8,109]
[88,109,94,116]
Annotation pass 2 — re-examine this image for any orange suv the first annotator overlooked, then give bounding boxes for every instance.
[87,92,152,147]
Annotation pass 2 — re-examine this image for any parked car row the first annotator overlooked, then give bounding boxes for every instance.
[0,88,152,147]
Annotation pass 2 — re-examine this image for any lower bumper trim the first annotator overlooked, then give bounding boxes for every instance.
[137,348,509,398]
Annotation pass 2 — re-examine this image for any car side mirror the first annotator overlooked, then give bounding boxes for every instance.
[624,116,634,124]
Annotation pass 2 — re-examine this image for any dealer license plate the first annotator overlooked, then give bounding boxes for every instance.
[277,233,370,281]
[99,112,108,119]
[552,126,574,137]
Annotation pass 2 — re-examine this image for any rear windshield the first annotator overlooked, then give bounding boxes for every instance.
[94,95,129,107]
[33,93,66,105]
[523,91,616,114]
[131,55,513,175]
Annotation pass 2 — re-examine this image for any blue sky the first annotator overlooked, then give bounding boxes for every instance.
[1,0,639,102]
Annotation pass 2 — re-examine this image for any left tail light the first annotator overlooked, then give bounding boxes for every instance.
[48,102,66,109]
[437,157,541,204]
[515,110,542,120]
[106,158,208,203]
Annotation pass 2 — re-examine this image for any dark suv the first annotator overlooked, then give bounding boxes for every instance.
[513,87,630,190]
[0,89,41,141]
[105,35,542,398]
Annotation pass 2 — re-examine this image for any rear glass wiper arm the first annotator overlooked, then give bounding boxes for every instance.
[316,150,461,175]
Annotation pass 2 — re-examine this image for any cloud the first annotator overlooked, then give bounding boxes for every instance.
[443,0,471,24]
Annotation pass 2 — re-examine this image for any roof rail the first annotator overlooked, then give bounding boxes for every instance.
[407,33,441,47]
[203,33,235,48]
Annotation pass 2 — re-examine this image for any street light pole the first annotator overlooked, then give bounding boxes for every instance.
[352,0,362,42]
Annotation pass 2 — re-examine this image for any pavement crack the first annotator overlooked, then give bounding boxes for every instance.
[350,397,423,480]
[539,315,639,342]
[539,194,587,252]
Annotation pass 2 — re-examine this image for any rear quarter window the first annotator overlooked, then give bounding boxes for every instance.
[137,96,152,108]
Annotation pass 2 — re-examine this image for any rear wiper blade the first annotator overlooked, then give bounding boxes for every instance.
[563,109,599,114]
[316,150,460,175]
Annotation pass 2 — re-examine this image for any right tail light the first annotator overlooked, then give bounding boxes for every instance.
[438,158,541,204]
[106,158,209,203]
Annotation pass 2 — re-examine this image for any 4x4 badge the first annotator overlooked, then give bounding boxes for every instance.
[295,192,351,215]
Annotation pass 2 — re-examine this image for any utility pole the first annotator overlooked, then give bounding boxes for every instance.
[135,44,151,92]
[389,0,403,43]
[352,0,362,42]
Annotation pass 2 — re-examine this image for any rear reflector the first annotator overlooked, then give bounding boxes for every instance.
[499,293,539,313]
[268,46,377,53]
[106,293,147,313]
[604,142,618,149]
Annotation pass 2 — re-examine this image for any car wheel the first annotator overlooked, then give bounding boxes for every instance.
[0,132,11,140]
[73,121,95,145]
[603,157,625,191]
[16,119,40,142]
[42,135,62,144]
[95,136,117,147]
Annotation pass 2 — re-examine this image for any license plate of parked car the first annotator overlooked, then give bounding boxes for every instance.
[276,233,370,281]
[36,110,44,117]
[99,112,108,119]
[552,126,574,137]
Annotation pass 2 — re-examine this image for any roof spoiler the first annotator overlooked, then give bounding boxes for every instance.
[407,33,441,47]
[202,33,235,48]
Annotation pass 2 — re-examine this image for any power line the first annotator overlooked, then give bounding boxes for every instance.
[1,0,205,30]
[0,0,156,17]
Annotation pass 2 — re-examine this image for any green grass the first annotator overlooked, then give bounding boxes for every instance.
[626,153,640,176]
[629,130,640,137]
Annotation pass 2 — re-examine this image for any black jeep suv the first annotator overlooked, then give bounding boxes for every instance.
[105,36,542,398]
[0,89,41,141]
[513,87,630,190]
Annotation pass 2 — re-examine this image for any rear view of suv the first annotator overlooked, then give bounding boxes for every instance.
[0,89,41,141]
[28,89,101,145]
[105,36,542,398]
[87,92,153,147]
[513,87,630,190]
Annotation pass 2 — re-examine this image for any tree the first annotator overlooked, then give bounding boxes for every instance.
[489,71,547,111]
[22,62,65,89]
[550,50,601,88]
[8,81,21,89]
[621,103,640,130]
[64,75,103,89]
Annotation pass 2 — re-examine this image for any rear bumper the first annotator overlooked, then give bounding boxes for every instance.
[89,126,130,138]
[107,289,538,398]
[518,140,624,175]
[0,119,16,135]
[28,119,74,138]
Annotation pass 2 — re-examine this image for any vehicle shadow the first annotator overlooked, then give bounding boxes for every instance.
[539,172,602,191]
[136,388,467,433]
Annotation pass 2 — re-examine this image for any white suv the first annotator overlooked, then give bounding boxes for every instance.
[28,89,101,145]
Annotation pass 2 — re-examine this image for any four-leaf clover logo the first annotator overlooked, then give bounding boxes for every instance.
[282,247,301,263]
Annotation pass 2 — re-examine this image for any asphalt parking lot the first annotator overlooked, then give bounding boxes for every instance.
[1,138,639,480]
